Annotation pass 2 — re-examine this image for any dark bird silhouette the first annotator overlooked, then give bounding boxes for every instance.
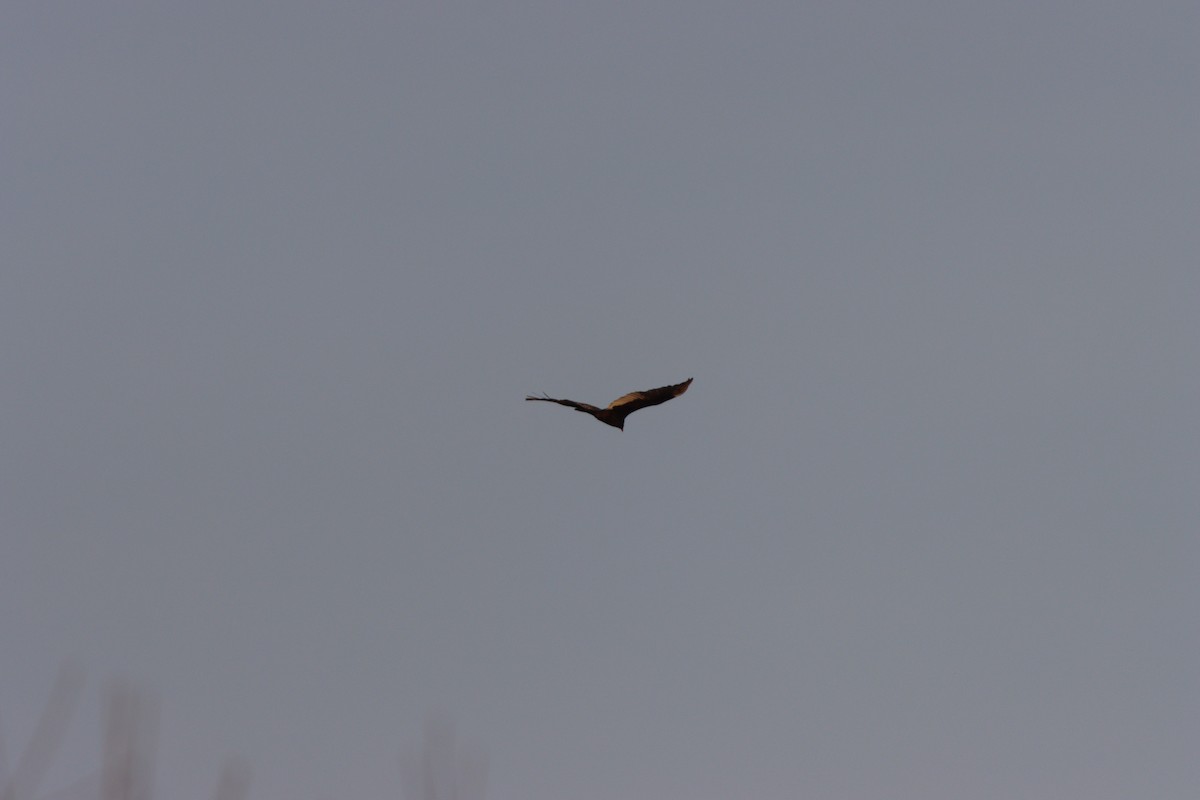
[526,378,692,431]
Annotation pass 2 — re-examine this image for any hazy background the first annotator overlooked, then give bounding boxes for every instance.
[2,3,1197,799]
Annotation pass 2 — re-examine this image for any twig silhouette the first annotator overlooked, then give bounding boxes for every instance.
[211,758,251,800]
[0,667,248,800]
[100,681,158,800]
[399,715,487,800]
[0,663,84,800]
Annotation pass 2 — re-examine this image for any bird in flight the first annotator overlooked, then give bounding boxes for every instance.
[526,378,692,431]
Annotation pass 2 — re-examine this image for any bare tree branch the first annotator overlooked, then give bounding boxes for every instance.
[101,682,158,800]
[399,715,487,800]
[211,757,251,800]
[0,663,84,800]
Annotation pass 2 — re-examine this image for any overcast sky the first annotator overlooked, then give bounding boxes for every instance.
[2,3,1198,799]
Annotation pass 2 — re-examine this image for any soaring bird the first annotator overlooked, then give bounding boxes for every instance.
[526,378,692,431]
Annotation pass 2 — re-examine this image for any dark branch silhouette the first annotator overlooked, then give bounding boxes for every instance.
[525,378,692,430]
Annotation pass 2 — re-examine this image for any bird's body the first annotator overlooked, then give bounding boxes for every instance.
[526,378,692,430]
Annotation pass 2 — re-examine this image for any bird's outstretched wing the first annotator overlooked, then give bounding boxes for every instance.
[606,377,693,414]
[525,394,602,415]
[526,378,692,430]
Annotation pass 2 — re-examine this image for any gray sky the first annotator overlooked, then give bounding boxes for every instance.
[2,3,1197,799]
